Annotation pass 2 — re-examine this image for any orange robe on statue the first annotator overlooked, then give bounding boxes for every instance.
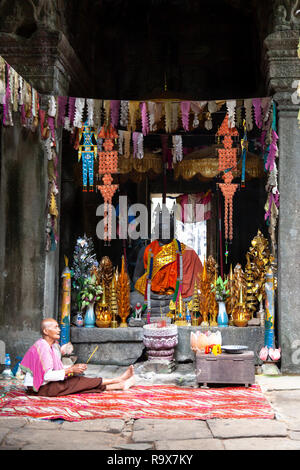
[134,239,203,298]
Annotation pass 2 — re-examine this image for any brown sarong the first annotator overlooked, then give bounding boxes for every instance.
[28,376,106,397]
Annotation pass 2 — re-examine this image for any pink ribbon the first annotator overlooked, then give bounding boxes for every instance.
[180,101,191,131]
[141,102,149,136]
[180,194,189,223]
[265,130,278,172]
[265,191,280,221]
[47,116,56,142]
[252,98,262,129]
[110,100,120,128]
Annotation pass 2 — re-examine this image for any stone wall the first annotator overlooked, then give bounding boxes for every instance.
[264,22,300,372]
[0,7,89,363]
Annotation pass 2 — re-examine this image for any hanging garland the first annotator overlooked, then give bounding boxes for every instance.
[77,122,98,192]
[97,124,119,244]
[216,114,240,261]
[0,53,281,255]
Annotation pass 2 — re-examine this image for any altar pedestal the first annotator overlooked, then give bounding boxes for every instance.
[71,326,264,366]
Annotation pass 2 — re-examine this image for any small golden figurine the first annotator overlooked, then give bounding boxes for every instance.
[175,293,188,326]
[231,263,248,320]
[167,299,176,322]
[191,279,201,326]
[232,287,249,327]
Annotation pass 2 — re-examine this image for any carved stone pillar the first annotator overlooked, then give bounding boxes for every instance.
[264,3,300,372]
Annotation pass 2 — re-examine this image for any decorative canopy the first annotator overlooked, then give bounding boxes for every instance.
[117,146,264,183]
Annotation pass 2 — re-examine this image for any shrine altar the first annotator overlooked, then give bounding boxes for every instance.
[71,325,264,367]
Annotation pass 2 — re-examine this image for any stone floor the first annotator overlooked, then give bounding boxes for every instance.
[1,362,300,451]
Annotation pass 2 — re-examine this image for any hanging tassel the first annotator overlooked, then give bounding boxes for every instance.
[244,99,253,131]
[141,102,149,136]
[57,96,68,127]
[240,119,248,188]
[110,100,120,128]
[120,100,129,128]
[180,101,190,131]
[226,100,236,128]
[86,98,95,127]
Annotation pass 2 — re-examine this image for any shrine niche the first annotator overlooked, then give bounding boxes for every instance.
[1,0,290,380]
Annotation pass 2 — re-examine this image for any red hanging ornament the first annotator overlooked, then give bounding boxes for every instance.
[217,114,239,243]
[97,125,119,244]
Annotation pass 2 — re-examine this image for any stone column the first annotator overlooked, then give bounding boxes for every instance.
[0,25,89,359]
[264,10,300,372]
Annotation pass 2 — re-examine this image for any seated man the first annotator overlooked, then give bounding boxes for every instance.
[20,318,135,397]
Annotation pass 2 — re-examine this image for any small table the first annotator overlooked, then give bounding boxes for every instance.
[195,351,255,388]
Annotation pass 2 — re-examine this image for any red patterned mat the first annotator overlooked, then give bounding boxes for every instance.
[0,380,274,421]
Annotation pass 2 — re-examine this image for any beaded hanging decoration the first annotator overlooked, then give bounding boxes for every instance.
[78,121,98,192]
[97,124,119,244]
[240,119,248,188]
[217,114,240,259]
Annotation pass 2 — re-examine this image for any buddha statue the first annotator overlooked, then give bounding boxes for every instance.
[130,204,203,320]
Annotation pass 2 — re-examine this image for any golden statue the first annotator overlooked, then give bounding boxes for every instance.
[199,259,210,326]
[110,271,118,328]
[245,230,276,318]
[190,280,201,326]
[167,299,176,322]
[231,263,248,320]
[117,256,131,327]
[209,271,218,326]
[98,256,114,305]
[95,282,112,328]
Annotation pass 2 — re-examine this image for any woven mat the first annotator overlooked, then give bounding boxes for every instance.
[0,380,274,421]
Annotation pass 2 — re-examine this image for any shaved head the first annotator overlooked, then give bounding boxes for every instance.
[40,318,58,336]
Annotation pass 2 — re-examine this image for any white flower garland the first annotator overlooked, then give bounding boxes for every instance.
[244,98,253,131]
[120,100,129,127]
[73,97,85,128]
[172,135,183,163]
[86,98,94,127]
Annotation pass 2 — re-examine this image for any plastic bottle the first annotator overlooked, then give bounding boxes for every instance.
[2,353,14,379]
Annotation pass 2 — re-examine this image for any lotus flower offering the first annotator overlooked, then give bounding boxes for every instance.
[190,330,222,352]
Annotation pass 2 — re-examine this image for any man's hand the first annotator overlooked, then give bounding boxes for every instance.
[65,364,87,376]
[72,364,87,375]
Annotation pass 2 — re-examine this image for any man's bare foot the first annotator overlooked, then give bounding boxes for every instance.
[123,375,136,391]
[120,365,134,381]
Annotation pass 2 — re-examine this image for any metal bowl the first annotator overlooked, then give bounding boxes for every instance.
[221,345,248,354]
